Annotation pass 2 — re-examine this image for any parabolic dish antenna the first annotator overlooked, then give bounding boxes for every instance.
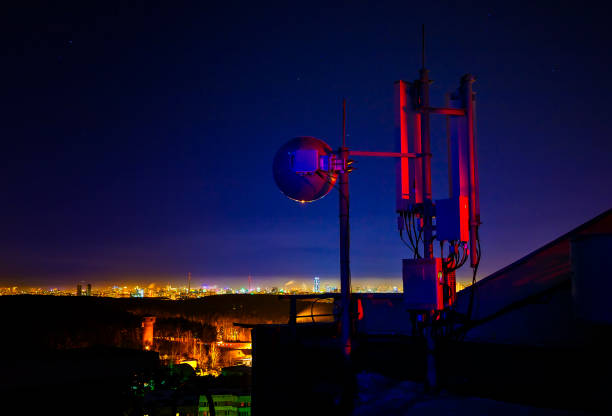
[272,136,337,203]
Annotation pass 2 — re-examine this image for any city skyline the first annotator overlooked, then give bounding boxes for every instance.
[1,274,417,292]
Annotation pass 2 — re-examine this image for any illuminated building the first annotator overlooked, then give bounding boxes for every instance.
[86,283,91,297]
[76,284,82,296]
[142,316,156,350]
[325,285,338,293]
[313,276,320,293]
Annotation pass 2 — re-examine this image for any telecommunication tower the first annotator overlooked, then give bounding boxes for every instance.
[273,28,481,366]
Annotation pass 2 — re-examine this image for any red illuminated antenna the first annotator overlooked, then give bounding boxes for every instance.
[248,274,253,292]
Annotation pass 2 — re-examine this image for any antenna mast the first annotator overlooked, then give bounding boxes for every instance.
[419,24,434,259]
[342,98,347,147]
[422,24,426,69]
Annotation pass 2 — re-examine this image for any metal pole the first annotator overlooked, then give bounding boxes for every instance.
[422,24,426,69]
[339,163,351,358]
[445,92,453,198]
[420,26,437,391]
[338,100,355,414]
[339,99,351,359]
[342,99,347,148]
[349,150,417,158]
[419,67,433,259]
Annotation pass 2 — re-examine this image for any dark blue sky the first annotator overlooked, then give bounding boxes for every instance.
[2,1,611,288]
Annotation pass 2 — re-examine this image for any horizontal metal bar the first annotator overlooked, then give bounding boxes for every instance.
[418,107,466,116]
[295,314,337,318]
[349,151,418,158]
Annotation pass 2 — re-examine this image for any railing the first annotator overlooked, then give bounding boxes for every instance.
[278,293,340,325]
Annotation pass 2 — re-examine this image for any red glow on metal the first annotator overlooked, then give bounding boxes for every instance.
[437,281,444,310]
[344,338,351,356]
[357,298,364,320]
[462,74,480,267]
[396,81,411,201]
[413,112,423,203]
[419,107,466,116]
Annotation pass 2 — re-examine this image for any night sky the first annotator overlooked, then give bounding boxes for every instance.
[2,1,611,289]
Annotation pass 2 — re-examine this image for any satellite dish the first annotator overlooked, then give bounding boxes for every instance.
[273,136,337,203]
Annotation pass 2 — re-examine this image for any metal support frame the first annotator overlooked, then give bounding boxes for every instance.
[349,150,419,158]
[287,74,479,382]
[274,27,481,401]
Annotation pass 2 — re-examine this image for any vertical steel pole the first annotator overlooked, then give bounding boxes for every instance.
[419,67,433,259]
[420,25,436,391]
[339,158,351,358]
[342,99,347,148]
[339,99,351,359]
[445,92,453,198]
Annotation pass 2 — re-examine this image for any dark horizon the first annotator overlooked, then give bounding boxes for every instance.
[2,1,611,288]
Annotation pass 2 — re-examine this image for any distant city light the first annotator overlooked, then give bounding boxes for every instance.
[0,280,419,297]
[313,276,320,293]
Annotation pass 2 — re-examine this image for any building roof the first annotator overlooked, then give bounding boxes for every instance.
[456,208,612,330]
